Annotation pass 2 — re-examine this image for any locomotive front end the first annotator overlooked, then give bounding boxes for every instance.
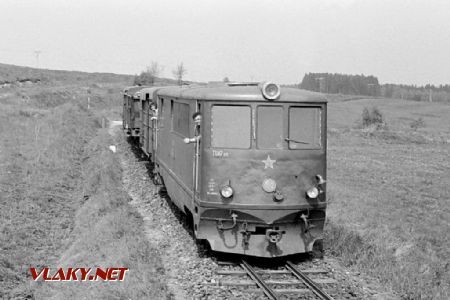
[195,85,327,257]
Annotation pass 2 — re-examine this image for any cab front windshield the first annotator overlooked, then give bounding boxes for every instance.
[211,105,251,149]
[210,104,322,149]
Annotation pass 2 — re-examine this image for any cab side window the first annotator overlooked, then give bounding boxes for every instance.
[172,102,190,137]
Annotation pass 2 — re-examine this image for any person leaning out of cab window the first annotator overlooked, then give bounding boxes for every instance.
[184,112,201,144]
[150,103,158,120]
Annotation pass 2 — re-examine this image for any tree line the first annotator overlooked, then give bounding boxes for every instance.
[298,73,450,102]
[133,61,187,86]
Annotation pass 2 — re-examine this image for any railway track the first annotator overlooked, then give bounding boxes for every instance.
[211,260,337,299]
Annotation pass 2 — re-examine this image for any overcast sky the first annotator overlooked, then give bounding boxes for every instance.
[0,0,448,85]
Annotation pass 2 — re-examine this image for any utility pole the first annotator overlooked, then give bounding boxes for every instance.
[34,50,42,68]
[87,88,91,109]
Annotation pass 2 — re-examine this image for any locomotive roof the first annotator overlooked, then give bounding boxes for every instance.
[123,86,147,97]
[138,87,162,100]
[156,84,327,103]
[138,86,178,100]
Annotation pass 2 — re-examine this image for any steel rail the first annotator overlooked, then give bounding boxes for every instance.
[286,261,334,300]
[240,260,279,300]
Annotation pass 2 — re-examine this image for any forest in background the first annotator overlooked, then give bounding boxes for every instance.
[297,73,450,102]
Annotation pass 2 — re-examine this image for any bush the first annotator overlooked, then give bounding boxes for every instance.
[410,117,425,131]
[362,106,385,129]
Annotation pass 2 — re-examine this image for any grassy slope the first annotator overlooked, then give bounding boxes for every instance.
[36,131,170,299]
[0,64,169,299]
[325,97,450,299]
[0,90,98,298]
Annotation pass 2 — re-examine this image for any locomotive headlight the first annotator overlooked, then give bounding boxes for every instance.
[261,82,281,100]
[220,185,234,198]
[306,186,319,199]
[262,178,277,193]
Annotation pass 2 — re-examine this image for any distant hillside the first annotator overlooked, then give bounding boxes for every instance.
[0,63,188,89]
[0,63,134,87]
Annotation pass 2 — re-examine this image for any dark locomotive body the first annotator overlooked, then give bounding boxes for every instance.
[122,86,145,137]
[138,87,162,156]
[125,83,328,258]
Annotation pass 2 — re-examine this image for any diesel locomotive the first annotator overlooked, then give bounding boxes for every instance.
[125,82,328,258]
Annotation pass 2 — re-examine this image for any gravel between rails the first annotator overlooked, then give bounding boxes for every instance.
[109,122,400,300]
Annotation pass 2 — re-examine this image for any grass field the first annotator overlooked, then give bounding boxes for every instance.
[0,86,97,298]
[0,64,170,299]
[325,97,450,299]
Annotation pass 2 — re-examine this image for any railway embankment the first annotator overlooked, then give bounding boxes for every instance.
[34,130,171,299]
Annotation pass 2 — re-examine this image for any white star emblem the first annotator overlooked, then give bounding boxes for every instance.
[262,155,276,169]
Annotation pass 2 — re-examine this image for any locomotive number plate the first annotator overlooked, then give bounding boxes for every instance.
[212,150,229,158]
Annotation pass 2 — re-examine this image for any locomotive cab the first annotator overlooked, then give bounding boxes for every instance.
[122,86,146,137]
[196,85,327,257]
[131,90,142,137]
[122,86,132,132]
[139,87,165,157]
[152,83,327,257]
